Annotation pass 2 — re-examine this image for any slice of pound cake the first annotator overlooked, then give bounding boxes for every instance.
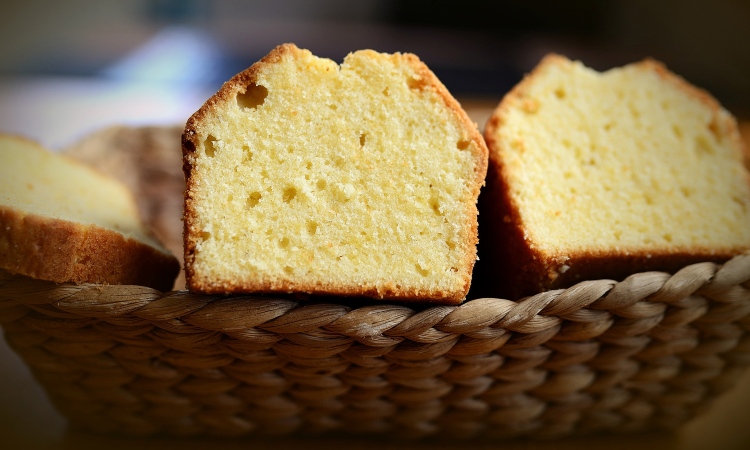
[0,135,180,291]
[64,125,186,289]
[183,43,488,303]
[481,54,750,299]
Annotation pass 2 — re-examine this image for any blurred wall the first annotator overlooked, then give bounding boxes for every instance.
[1,0,748,114]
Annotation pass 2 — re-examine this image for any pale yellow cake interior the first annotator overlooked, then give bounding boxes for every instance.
[188,49,480,296]
[495,57,750,255]
[0,136,162,249]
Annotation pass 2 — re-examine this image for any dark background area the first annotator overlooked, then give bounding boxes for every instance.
[1,0,749,116]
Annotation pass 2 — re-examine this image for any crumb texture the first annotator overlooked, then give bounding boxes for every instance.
[184,45,486,301]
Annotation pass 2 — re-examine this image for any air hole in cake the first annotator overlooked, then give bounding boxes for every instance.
[554,88,566,99]
[383,87,390,96]
[317,179,327,190]
[429,196,443,216]
[242,144,253,162]
[415,263,429,277]
[329,103,338,110]
[247,192,262,208]
[204,136,217,157]
[457,139,470,150]
[446,239,455,250]
[628,103,641,120]
[283,187,298,203]
[332,185,352,202]
[236,83,268,110]
[284,266,293,274]
[603,122,614,132]
[680,186,694,198]
[663,233,673,243]
[201,231,211,241]
[359,133,367,147]
[672,125,683,139]
[307,220,318,235]
[732,195,748,213]
[407,75,425,90]
[279,237,290,248]
[695,135,715,155]
[708,119,722,142]
[305,161,313,170]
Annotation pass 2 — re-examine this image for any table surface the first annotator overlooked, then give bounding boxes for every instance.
[1,90,749,450]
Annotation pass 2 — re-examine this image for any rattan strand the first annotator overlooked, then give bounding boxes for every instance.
[1,252,749,439]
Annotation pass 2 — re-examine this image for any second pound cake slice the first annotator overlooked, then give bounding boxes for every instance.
[0,135,180,291]
[481,54,750,299]
[183,44,488,303]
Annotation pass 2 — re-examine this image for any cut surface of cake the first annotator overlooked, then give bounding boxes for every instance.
[0,134,180,291]
[183,43,488,303]
[481,54,750,299]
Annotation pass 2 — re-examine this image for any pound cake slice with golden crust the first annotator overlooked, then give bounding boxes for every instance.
[481,54,750,299]
[183,43,488,303]
[0,135,180,291]
[64,125,186,289]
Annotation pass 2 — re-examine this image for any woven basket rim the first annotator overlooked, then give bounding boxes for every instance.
[1,251,749,439]
[1,251,749,336]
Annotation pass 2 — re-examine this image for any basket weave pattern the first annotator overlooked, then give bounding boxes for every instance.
[1,252,750,439]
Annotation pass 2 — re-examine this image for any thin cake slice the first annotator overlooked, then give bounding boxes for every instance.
[481,54,750,299]
[0,134,180,291]
[183,43,488,303]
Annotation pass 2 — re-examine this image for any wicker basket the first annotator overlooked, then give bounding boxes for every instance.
[1,252,750,440]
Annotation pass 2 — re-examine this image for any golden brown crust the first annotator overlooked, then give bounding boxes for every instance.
[479,54,750,300]
[0,206,180,292]
[182,44,487,303]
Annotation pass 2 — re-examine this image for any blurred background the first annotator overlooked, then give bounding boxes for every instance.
[1,0,749,148]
